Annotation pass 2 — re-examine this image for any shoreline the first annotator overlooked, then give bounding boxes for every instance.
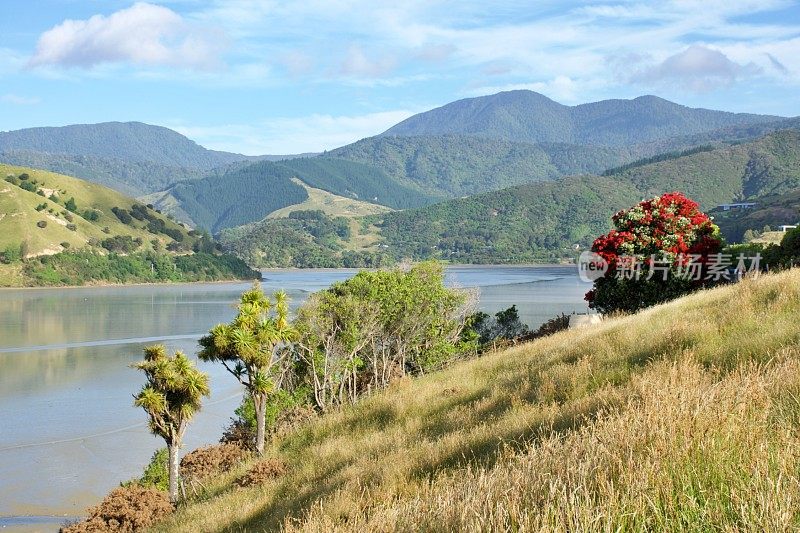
[0,277,255,291]
[260,262,576,273]
[0,263,579,290]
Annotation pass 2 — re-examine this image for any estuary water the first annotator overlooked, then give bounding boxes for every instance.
[0,265,590,530]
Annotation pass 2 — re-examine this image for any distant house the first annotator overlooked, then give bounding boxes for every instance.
[780,225,798,232]
[717,202,757,211]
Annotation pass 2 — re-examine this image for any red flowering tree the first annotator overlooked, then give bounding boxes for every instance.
[585,192,722,314]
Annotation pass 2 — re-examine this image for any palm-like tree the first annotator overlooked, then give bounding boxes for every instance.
[199,283,295,454]
[133,345,210,503]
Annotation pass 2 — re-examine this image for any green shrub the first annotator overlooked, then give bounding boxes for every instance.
[111,206,133,225]
[133,448,169,491]
[36,220,47,228]
[1,244,22,264]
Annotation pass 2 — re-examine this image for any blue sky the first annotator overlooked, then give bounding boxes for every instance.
[1,0,799,154]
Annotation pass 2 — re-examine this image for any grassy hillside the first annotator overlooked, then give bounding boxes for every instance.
[278,157,432,209]
[153,268,800,532]
[220,210,389,268]
[0,164,259,286]
[0,164,190,257]
[383,90,781,146]
[267,179,392,219]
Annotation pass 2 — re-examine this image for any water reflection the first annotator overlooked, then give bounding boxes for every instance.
[0,266,590,517]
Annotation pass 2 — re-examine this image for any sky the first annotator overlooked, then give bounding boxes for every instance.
[0,0,799,155]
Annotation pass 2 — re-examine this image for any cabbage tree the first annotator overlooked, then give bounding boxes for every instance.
[199,283,295,454]
[133,345,209,503]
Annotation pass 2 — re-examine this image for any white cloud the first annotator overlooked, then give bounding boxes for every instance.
[29,2,226,70]
[1,94,40,105]
[630,45,762,92]
[337,45,397,78]
[169,110,417,155]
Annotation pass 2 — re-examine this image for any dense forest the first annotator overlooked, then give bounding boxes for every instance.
[23,250,258,286]
[220,210,391,268]
[278,157,431,208]
[374,175,641,263]
[327,135,631,197]
[168,162,309,232]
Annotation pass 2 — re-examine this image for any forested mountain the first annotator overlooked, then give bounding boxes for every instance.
[375,175,642,263]
[220,128,800,266]
[0,122,256,196]
[166,162,308,233]
[326,135,632,196]
[277,157,431,207]
[368,128,800,263]
[606,129,800,207]
[0,122,249,168]
[0,149,207,196]
[157,157,432,233]
[382,91,783,147]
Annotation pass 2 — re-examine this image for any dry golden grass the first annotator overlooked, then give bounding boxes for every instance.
[153,269,800,532]
[267,179,392,220]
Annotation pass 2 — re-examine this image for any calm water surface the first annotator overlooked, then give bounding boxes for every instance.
[0,265,590,528]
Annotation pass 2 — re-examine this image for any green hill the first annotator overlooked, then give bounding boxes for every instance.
[0,164,257,286]
[370,128,800,264]
[277,157,432,208]
[711,189,800,242]
[149,268,800,532]
[383,90,782,146]
[374,175,641,263]
[606,128,800,207]
[0,164,192,256]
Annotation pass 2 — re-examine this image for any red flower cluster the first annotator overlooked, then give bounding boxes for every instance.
[591,191,721,275]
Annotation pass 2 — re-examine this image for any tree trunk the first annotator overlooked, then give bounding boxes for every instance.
[168,443,180,504]
[254,394,267,455]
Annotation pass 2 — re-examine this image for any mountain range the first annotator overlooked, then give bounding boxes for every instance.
[382,91,783,146]
[2,90,798,267]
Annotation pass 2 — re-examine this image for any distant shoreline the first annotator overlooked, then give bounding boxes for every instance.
[260,262,576,273]
[0,263,579,290]
[0,278,252,291]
